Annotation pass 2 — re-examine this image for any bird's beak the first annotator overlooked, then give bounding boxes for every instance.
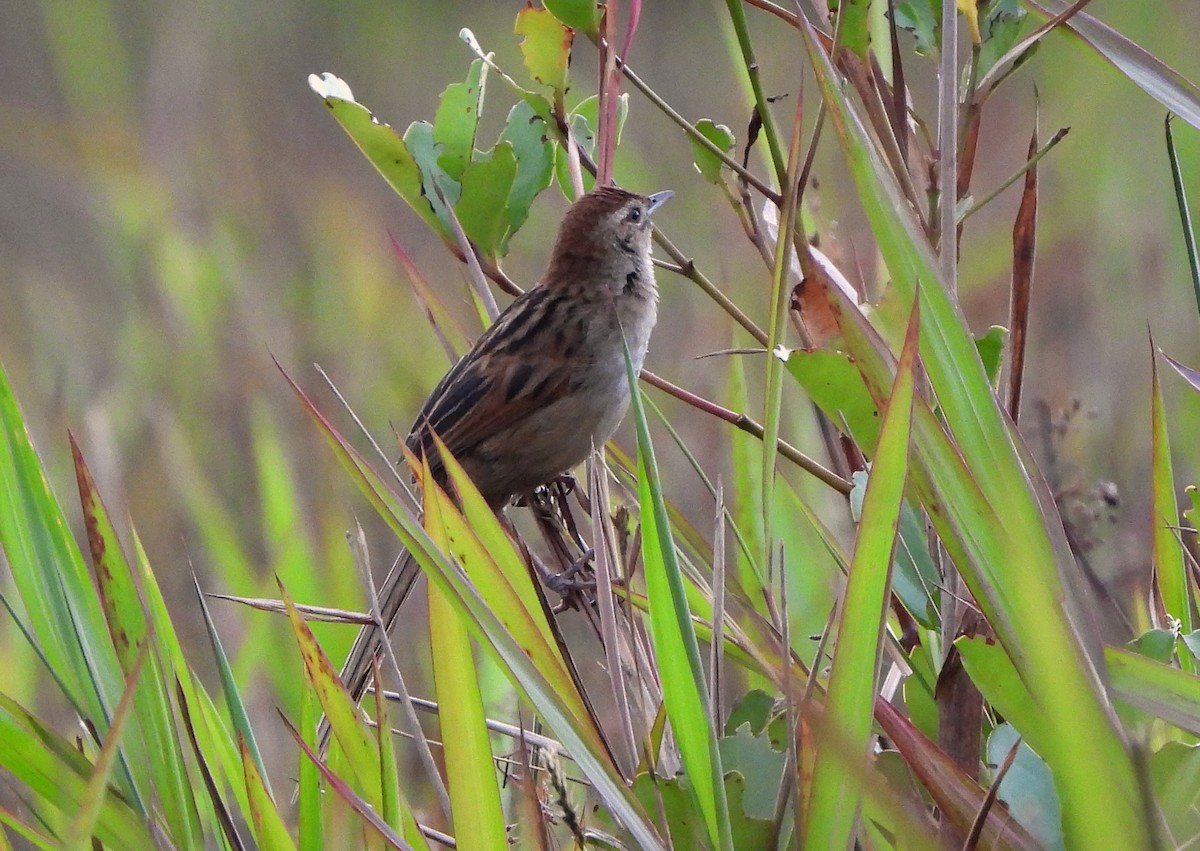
[646,190,674,215]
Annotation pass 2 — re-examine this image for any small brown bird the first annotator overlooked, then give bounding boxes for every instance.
[336,185,673,711]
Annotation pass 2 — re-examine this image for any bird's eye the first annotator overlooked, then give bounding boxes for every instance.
[627,207,642,222]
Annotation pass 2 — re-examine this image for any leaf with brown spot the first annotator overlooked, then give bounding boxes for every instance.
[277,577,381,805]
[791,243,850,349]
[70,433,204,843]
[70,432,145,665]
[281,713,413,850]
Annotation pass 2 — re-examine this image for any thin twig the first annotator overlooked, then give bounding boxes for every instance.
[640,369,853,494]
[615,57,781,203]
[958,128,1069,223]
[650,229,769,346]
[432,179,500,321]
[314,363,417,506]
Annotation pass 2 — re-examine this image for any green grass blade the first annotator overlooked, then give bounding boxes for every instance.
[70,434,201,841]
[240,736,298,851]
[425,581,506,851]
[804,302,917,847]
[371,667,428,849]
[63,643,147,851]
[281,363,665,850]
[1150,351,1192,646]
[0,364,123,742]
[194,574,271,797]
[1022,0,1200,129]
[284,716,409,850]
[1107,645,1200,737]
[625,340,732,850]
[799,17,1148,846]
[278,578,381,805]
[0,692,155,848]
[1164,116,1200,318]
[297,686,323,851]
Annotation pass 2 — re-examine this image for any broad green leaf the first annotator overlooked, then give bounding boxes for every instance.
[893,501,939,627]
[620,771,774,850]
[455,142,518,258]
[544,0,602,37]
[784,348,881,453]
[553,93,628,199]
[434,59,487,181]
[1127,628,1178,665]
[986,725,1065,851]
[498,100,555,238]
[893,0,939,54]
[404,120,458,227]
[308,73,444,236]
[691,119,736,183]
[718,723,785,821]
[978,0,1028,79]
[1150,741,1200,843]
[723,690,778,738]
[514,6,572,96]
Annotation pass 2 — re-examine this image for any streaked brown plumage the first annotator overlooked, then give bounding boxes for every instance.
[334,186,672,718]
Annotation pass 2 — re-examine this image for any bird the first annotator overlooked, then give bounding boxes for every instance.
[335,185,674,716]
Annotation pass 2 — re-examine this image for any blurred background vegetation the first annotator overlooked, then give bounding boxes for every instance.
[3,0,1200,805]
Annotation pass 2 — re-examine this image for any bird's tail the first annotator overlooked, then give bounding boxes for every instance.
[317,548,422,754]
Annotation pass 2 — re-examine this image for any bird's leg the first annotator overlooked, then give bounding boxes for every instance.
[518,487,602,610]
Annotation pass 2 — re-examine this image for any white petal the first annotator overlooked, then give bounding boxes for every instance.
[773,344,793,362]
[308,72,355,102]
[459,28,483,55]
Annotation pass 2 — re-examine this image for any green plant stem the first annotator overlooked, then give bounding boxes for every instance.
[957,127,1069,223]
[638,371,852,496]
[1164,115,1200,319]
[936,0,959,285]
[724,0,789,186]
[615,58,781,204]
[745,0,802,27]
[650,232,769,346]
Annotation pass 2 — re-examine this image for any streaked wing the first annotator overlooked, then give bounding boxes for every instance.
[405,286,579,474]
